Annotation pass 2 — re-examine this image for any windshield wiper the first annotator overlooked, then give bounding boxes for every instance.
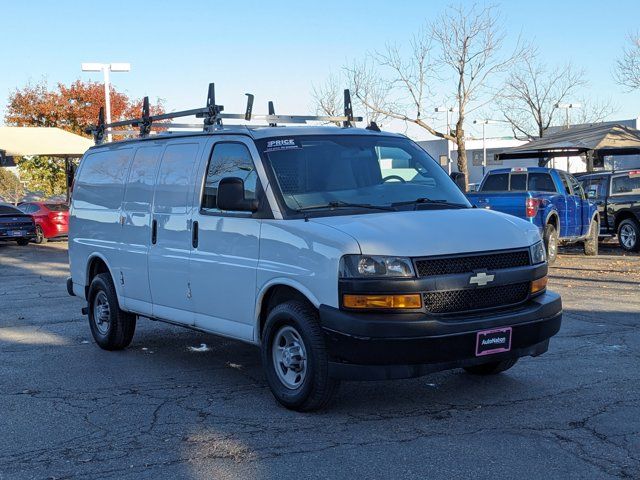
[295,200,396,213]
[392,198,468,209]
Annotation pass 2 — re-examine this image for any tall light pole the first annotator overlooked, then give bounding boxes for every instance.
[81,62,131,142]
[473,119,502,177]
[554,102,582,129]
[435,106,458,174]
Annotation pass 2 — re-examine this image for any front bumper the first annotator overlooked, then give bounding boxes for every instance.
[320,291,562,380]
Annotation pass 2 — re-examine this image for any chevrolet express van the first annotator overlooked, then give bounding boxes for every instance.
[68,124,562,411]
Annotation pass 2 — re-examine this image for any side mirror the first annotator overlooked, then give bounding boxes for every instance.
[450,172,467,192]
[216,177,259,212]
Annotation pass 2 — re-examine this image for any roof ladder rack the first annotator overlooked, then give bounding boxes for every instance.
[85,83,364,145]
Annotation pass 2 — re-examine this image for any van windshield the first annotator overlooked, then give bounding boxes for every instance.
[257,135,470,214]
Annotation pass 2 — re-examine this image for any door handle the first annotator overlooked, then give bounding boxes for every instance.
[151,219,158,245]
[192,221,199,248]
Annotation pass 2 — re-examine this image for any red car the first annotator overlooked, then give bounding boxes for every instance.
[18,202,69,243]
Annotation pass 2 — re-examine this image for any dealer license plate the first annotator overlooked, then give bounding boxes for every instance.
[476,327,512,356]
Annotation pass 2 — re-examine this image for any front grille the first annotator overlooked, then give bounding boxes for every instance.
[415,250,530,277]
[422,282,530,314]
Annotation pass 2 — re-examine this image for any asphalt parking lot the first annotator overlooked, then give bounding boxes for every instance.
[1,242,639,480]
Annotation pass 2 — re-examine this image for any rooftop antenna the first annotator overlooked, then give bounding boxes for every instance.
[343,89,354,127]
[244,93,254,121]
[268,101,277,127]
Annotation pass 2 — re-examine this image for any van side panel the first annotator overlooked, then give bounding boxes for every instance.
[69,147,134,297]
[119,145,164,315]
[147,141,203,325]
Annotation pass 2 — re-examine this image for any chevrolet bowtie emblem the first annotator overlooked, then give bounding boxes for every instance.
[469,272,495,286]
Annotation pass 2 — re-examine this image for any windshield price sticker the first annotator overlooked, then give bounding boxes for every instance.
[265,139,301,152]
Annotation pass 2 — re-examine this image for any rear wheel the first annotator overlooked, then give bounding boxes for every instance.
[34,226,47,244]
[464,358,518,375]
[618,218,640,252]
[543,223,559,265]
[87,273,136,350]
[261,300,339,411]
[583,219,599,256]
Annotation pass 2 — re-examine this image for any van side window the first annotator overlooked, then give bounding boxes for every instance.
[202,142,258,213]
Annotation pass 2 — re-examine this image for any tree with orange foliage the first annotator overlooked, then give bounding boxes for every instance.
[5,79,164,136]
[4,79,165,199]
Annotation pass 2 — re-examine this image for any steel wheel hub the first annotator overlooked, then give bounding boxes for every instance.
[272,325,307,389]
[93,291,111,335]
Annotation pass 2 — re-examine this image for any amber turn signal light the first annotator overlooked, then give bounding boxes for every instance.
[531,276,548,294]
[343,294,422,309]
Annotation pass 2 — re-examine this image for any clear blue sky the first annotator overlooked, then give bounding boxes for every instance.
[1,0,639,139]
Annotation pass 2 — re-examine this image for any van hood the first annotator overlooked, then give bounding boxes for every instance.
[310,208,541,257]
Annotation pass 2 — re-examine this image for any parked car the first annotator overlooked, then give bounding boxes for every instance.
[68,105,562,411]
[0,203,36,246]
[18,202,69,243]
[467,167,599,264]
[579,169,640,252]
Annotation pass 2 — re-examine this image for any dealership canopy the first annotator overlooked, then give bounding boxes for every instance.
[497,123,640,164]
[0,127,93,157]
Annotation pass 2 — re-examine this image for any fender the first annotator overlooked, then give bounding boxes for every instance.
[85,253,123,302]
[253,277,321,343]
[544,209,560,230]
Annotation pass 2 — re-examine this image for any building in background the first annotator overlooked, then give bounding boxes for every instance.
[419,117,640,185]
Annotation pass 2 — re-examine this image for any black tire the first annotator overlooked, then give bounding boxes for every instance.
[617,218,640,252]
[87,273,136,350]
[16,238,29,246]
[583,219,599,256]
[34,226,47,244]
[464,358,518,375]
[261,300,340,412]
[543,223,559,265]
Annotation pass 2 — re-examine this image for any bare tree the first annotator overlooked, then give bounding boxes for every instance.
[614,32,640,90]
[432,4,522,181]
[312,70,386,126]
[499,52,587,138]
[325,4,520,187]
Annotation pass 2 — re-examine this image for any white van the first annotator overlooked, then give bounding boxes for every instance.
[68,96,561,411]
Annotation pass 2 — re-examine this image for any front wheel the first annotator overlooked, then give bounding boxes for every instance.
[543,223,559,265]
[464,358,518,375]
[88,273,136,350]
[261,301,339,411]
[618,218,640,252]
[583,219,599,256]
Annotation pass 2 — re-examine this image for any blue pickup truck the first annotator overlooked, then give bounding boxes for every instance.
[467,167,599,263]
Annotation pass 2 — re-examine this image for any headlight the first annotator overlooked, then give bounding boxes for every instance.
[340,255,415,278]
[529,241,546,265]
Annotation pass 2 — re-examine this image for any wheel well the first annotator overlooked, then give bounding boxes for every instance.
[614,211,637,230]
[85,257,110,297]
[546,213,559,230]
[258,285,315,339]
